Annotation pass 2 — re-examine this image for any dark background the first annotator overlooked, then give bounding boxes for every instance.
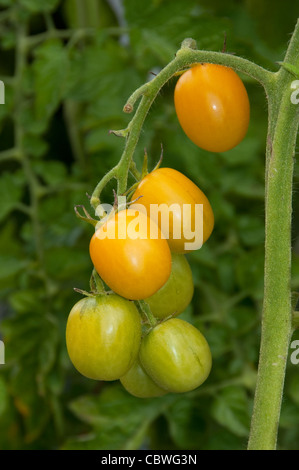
[0,0,299,450]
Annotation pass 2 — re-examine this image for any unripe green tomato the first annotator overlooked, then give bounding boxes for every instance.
[120,359,167,398]
[66,294,142,381]
[144,253,194,320]
[139,318,212,394]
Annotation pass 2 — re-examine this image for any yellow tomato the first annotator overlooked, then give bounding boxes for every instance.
[174,63,250,152]
[66,294,142,381]
[89,208,172,300]
[131,167,214,253]
[144,253,194,320]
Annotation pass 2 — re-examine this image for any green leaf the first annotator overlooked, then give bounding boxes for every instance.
[287,373,299,407]
[0,255,29,280]
[124,0,228,60]
[237,215,265,246]
[0,84,14,124]
[164,397,207,449]
[204,324,231,358]
[226,306,257,334]
[211,386,251,437]
[0,377,8,417]
[44,247,90,279]
[291,254,299,290]
[23,134,48,159]
[277,62,299,78]
[280,399,299,429]
[0,172,24,222]
[66,384,174,450]
[33,160,67,185]
[220,137,262,167]
[235,247,264,299]
[20,0,60,13]
[204,428,245,450]
[32,39,69,122]
[37,327,59,396]
[8,289,44,314]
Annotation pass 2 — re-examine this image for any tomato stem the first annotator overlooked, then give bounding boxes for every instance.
[137,300,158,328]
[247,18,299,450]
[90,269,106,295]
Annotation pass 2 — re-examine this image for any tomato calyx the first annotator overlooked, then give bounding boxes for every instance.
[74,204,98,227]
[73,287,96,298]
[94,190,139,231]
[124,149,151,201]
[152,143,164,172]
[138,299,183,337]
[73,268,108,298]
[137,299,158,329]
[90,268,106,295]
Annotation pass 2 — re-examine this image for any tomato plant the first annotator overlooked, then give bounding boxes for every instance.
[144,253,194,320]
[89,208,172,300]
[120,359,167,398]
[66,294,142,381]
[131,167,214,253]
[174,63,250,152]
[68,25,299,448]
[1,0,299,452]
[139,318,212,394]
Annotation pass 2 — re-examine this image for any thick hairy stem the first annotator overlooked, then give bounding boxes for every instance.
[248,19,299,450]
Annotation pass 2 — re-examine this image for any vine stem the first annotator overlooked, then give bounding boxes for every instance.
[90,43,273,210]
[247,19,299,450]
[137,300,158,328]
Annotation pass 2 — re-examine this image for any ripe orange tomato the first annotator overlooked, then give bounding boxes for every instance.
[131,167,214,253]
[66,294,142,381]
[89,208,172,300]
[174,63,250,152]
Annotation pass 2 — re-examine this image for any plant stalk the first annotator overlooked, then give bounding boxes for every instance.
[248,20,299,449]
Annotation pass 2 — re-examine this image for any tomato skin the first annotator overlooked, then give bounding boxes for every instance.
[66,294,142,381]
[174,63,250,153]
[139,318,212,393]
[144,253,194,320]
[120,359,168,398]
[131,167,214,253]
[89,208,172,300]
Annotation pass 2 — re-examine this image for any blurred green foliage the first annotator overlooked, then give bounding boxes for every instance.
[0,0,298,450]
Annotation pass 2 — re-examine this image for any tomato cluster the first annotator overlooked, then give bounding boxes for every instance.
[66,166,214,397]
[66,61,247,397]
